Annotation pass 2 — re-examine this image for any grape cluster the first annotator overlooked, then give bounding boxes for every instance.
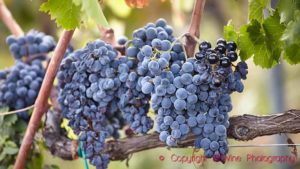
[0,61,45,120]
[117,18,177,134]
[6,30,56,60]
[57,40,126,168]
[139,38,247,162]
[193,39,248,162]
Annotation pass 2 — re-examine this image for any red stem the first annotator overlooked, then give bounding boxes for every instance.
[0,0,23,36]
[13,30,74,169]
[185,0,206,57]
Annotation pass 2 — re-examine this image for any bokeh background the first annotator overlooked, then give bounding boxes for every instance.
[0,0,300,169]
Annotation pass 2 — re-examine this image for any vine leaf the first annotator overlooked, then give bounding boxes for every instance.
[4,114,18,126]
[125,0,149,8]
[248,0,270,22]
[281,11,300,64]
[277,0,300,24]
[238,11,285,68]
[3,141,18,155]
[40,0,81,30]
[73,0,109,28]
[0,106,9,113]
[3,146,19,155]
[223,20,238,42]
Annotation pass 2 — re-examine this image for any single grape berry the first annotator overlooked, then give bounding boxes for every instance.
[227,51,238,62]
[199,41,211,51]
[207,53,219,64]
[205,48,215,55]
[216,38,226,46]
[215,44,226,54]
[220,57,231,67]
[212,77,222,87]
[226,41,237,51]
[195,52,205,60]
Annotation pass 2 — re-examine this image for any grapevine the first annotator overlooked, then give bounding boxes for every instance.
[0,0,298,169]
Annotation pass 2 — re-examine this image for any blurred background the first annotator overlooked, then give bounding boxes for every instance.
[0,0,300,169]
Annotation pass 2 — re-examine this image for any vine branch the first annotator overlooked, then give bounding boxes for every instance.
[44,109,300,161]
[185,0,206,57]
[14,30,74,169]
[0,0,23,36]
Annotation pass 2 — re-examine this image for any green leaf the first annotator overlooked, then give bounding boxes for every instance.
[261,10,285,64]
[277,0,300,23]
[284,44,300,63]
[0,106,9,124]
[238,24,255,61]
[0,107,9,113]
[0,150,7,161]
[30,153,44,169]
[248,0,270,22]
[3,147,18,155]
[3,141,18,155]
[4,115,18,126]
[5,141,17,148]
[282,11,300,64]
[40,0,81,30]
[13,119,28,133]
[223,20,238,42]
[81,0,109,28]
[238,12,285,68]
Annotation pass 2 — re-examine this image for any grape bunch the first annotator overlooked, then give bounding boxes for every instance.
[156,39,246,162]
[57,40,126,168]
[6,30,56,60]
[117,18,178,134]
[0,61,45,120]
[136,36,247,162]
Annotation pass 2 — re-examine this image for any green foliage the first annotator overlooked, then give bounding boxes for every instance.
[282,11,300,64]
[0,107,56,169]
[40,0,109,30]
[248,0,270,22]
[277,0,300,23]
[224,0,300,68]
[40,0,81,30]
[74,0,109,28]
[223,20,238,42]
[0,113,20,168]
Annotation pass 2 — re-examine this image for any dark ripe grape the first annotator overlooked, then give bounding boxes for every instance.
[220,57,231,67]
[207,53,219,64]
[212,77,222,87]
[226,41,237,51]
[125,127,135,137]
[227,51,238,62]
[215,44,226,54]
[199,41,211,51]
[216,38,226,46]
[213,153,221,162]
[205,48,215,54]
[195,52,205,60]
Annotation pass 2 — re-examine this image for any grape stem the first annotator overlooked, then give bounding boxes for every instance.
[44,109,300,161]
[13,30,75,169]
[184,0,206,57]
[0,0,24,36]
[0,105,35,116]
